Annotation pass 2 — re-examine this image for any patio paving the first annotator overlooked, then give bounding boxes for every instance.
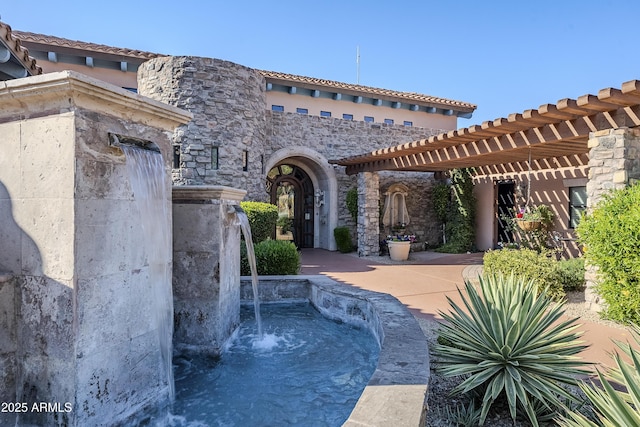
[300,248,633,372]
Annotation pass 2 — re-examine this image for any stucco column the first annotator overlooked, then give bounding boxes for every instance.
[357,172,380,256]
[585,127,640,309]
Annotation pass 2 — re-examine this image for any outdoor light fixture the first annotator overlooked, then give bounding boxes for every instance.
[314,189,325,207]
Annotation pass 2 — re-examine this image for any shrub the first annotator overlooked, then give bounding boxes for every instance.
[434,274,589,426]
[483,248,565,300]
[333,226,354,253]
[346,188,358,222]
[576,183,640,324]
[555,258,586,292]
[557,326,640,426]
[443,168,476,253]
[239,201,278,243]
[241,240,300,275]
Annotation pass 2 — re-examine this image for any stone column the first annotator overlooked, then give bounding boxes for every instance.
[585,127,640,308]
[172,186,246,355]
[357,172,380,256]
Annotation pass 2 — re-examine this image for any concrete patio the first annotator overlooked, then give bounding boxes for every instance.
[299,248,633,371]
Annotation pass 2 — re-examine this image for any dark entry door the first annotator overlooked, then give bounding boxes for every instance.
[266,164,314,248]
[496,181,515,245]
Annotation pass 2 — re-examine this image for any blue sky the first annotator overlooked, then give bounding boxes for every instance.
[2,0,639,126]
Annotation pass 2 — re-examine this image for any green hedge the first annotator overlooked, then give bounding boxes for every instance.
[333,226,354,253]
[239,201,278,243]
[241,240,300,275]
[577,183,640,324]
[555,258,586,292]
[483,249,565,300]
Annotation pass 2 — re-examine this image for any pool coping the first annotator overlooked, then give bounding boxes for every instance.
[240,275,429,427]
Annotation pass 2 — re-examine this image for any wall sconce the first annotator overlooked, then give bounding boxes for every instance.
[314,189,325,207]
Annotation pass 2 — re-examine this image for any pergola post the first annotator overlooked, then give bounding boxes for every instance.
[357,171,380,256]
[585,127,640,309]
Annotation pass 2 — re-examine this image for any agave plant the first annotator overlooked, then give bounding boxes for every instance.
[557,326,640,426]
[433,273,590,426]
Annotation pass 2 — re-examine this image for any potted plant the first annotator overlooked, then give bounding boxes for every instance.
[385,234,416,261]
[515,206,543,231]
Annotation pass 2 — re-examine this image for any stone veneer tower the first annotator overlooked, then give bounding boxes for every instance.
[137,56,268,197]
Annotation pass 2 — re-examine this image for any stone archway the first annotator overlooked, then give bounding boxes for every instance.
[265,147,338,251]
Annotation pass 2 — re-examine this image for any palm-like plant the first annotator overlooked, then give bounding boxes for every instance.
[434,274,590,426]
[557,327,640,426]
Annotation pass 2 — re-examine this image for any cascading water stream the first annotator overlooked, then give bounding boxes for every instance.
[233,205,263,337]
[121,145,175,400]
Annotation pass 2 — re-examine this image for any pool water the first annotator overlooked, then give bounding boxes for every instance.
[169,303,380,426]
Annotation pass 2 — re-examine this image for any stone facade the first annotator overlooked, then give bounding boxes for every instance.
[0,72,191,426]
[138,56,268,196]
[357,172,380,256]
[585,127,640,308]
[138,56,446,252]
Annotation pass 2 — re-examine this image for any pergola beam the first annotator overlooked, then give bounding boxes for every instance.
[333,80,640,177]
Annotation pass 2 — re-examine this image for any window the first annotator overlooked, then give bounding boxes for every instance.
[384,118,394,125]
[242,150,248,172]
[271,105,284,112]
[342,113,353,120]
[173,145,181,169]
[569,186,587,228]
[211,147,219,170]
[403,121,413,127]
[296,108,308,114]
[320,111,331,118]
[364,116,374,123]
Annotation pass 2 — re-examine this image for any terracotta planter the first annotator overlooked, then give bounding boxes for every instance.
[516,219,542,231]
[388,241,411,261]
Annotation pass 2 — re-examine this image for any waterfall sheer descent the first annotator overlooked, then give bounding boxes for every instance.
[122,145,175,400]
[234,206,263,337]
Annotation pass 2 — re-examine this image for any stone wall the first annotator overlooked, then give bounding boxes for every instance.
[585,127,640,308]
[0,273,17,423]
[0,72,190,427]
[139,55,446,252]
[266,111,441,250]
[138,56,268,197]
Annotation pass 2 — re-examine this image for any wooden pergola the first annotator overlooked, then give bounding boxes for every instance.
[332,80,640,175]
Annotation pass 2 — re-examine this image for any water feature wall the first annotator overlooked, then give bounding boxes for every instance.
[172,185,246,355]
[0,72,191,426]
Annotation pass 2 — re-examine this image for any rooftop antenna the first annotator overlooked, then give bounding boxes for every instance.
[356,45,360,84]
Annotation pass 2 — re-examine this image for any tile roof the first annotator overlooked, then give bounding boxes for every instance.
[259,70,476,112]
[11,30,163,60]
[10,30,476,112]
[0,21,42,76]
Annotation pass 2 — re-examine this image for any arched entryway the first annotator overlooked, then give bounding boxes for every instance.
[266,164,314,248]
[264,147,338,251]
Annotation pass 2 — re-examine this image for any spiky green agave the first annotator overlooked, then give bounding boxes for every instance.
[557,326,640,427]
[433,273,590,426]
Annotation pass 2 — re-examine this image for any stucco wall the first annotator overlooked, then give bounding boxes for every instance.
[266,90,458,130]
[474,167,588,257]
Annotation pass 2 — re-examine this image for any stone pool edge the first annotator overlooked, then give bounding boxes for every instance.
[240,275,430,427]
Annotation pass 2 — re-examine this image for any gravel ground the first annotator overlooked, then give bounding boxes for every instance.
[415,290,630,427]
